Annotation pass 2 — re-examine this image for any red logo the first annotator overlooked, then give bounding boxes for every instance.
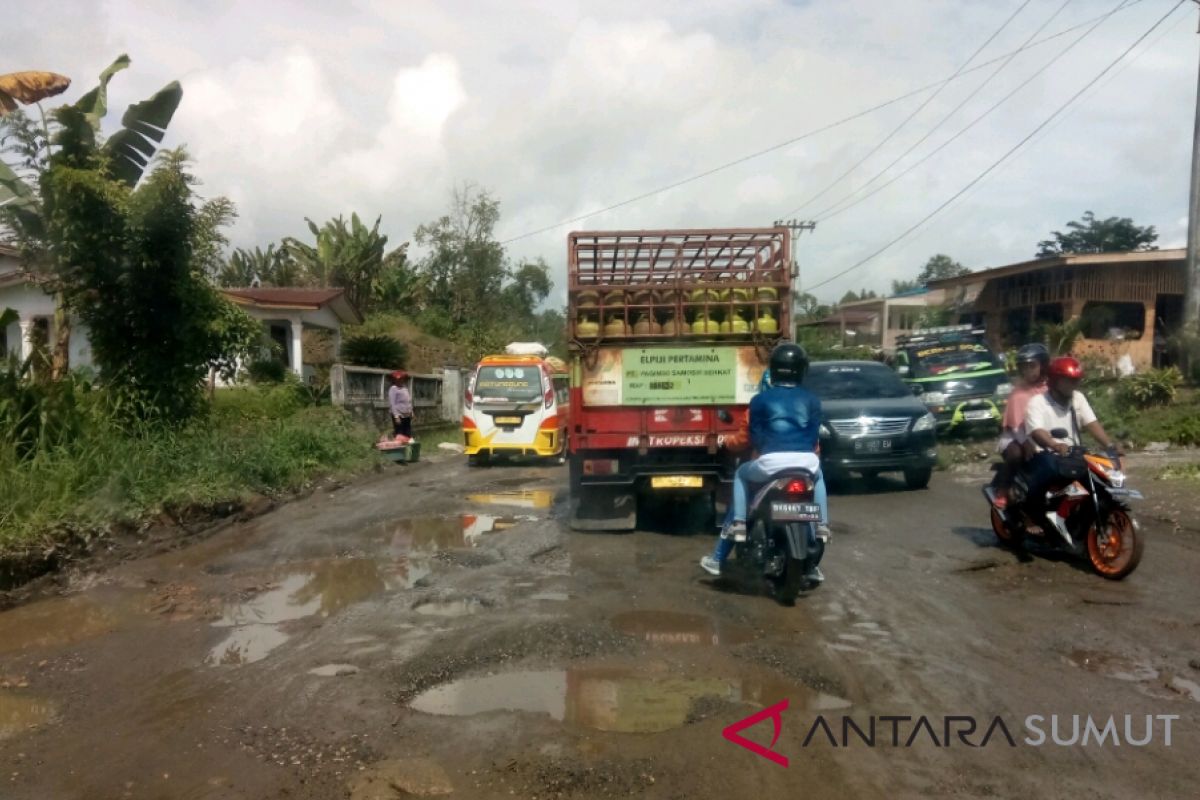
[722,699,789,767]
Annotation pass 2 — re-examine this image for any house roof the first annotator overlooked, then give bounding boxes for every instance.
[928,248,1186,289]
[220,287,364,325]
[798,309,879,327]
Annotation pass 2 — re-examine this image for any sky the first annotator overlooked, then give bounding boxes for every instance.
[5,0,1197,304]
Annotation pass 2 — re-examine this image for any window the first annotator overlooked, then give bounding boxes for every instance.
[806,363,912,400]
[1005,307,1031,344]
[1080,302,1145,340]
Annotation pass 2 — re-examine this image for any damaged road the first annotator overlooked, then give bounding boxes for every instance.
[1,453,1198,799]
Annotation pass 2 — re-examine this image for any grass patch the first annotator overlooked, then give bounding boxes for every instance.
[1087,384,1200,447]
[1158,463,1200,481]
[0,387,381,556]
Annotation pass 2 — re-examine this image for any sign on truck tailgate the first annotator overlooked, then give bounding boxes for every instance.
[581,346,764,406]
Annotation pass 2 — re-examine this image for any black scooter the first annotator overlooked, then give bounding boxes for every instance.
[727,467,828,604]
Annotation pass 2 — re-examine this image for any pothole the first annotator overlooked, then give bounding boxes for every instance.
[466,490,555,510]
[408,665,850,733]
[413,598,488,617]
[0,691,57,740]
[207,559,388,666]
[611,610,754,647]
[1066,650,1159,682]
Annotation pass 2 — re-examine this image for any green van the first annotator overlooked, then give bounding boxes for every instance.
[893,326,1013,433]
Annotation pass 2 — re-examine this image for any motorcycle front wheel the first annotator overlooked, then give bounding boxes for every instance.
[1086,509,1143,580]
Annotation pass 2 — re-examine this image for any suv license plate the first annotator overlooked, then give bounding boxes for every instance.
[494,416,522,426]
[651,475,703,489]
[770,502,821,521]
[854,438,893,453]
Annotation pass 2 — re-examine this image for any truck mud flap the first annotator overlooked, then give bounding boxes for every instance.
[570,486,637,531]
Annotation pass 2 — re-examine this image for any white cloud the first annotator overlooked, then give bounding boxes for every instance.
[4,0,1194,302]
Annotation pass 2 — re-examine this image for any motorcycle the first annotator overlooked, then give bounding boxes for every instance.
[727,467,828,604]
[982,428,1144,579]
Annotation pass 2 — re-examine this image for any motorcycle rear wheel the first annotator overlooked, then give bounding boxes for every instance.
[988,510,1017,546]
[1086,509,1142,580]
[767,557,809,606]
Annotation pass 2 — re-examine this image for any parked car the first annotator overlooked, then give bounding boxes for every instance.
[808,360,939,489]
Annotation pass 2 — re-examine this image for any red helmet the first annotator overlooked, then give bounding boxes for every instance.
[1047,356,1083,380]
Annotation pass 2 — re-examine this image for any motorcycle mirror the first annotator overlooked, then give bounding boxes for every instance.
[717,409,732,423]
[1050,428,1069,439]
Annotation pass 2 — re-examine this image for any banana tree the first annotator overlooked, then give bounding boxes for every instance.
[0,55,183,380]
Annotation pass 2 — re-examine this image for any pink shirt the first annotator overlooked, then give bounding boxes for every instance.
[1002,383,1047,436]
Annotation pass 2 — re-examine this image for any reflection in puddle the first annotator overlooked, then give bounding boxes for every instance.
[208,624,291,666]
[380,515,534,554]
[531,592,570,602]
[0,691,56,740]
[0,591,144,655]
[414,598,486,617]
[409,666,850,733]
[467,490,555,509]
[1066,650,1159,683]
[611,611,754,647]
[1169,676,1200,702]
[208,559,387,666]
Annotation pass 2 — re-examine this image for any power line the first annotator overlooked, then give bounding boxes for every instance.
[808,0,1079,222]
[801,0,1186,295]
[498,0,1149,245]
[814,0,1122,225]
[782,0,1035,218]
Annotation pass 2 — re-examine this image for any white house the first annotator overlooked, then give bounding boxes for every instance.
[0,245,362,378]
[0,243,95,368]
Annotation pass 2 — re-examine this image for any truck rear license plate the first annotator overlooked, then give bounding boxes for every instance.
[770,502,821,521]
[964,409,992,421]
[494,416,522,426]
[854,438,893,453]
[651,475,703,489]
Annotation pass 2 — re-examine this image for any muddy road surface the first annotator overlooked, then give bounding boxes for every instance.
[2,453,1198,799]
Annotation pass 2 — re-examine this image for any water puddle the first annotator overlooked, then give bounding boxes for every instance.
[530,591,570,602]
[1066,650,1159,683]
[611,611,754,647]
[207,559,388,666]
[208,624,291,666]
[413,598,487,617]
[409,665,849,733]
[309,663,360,677]
[1169,675,1200,702]
[467,490,555,509]
[377,514,534,555]
[0,691,56,740]
[0,591,146,655]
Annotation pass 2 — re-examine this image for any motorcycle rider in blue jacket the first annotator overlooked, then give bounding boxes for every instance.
[700,343,830,580]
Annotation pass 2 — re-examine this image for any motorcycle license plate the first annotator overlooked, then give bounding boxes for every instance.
[964,409,992,421]
[854,438,893,453]
[494,416,522,426]
[651,475,703,489]
[770,501,821,521]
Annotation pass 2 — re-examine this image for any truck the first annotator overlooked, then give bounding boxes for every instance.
[565,228,792,531]
[893,325,1013,432]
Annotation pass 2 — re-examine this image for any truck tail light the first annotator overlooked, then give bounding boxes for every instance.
[583,459,619,476]
[464,389,473,410]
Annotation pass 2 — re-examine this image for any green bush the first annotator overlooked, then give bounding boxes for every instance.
[245,357,287,384]
[340,334,408,369]
[1118,367,1180,409]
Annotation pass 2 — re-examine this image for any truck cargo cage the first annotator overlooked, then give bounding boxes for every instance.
[567,228,792,347]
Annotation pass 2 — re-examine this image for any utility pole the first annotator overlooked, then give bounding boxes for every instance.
[774,218,817,327]
[1186,1,1200,374]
